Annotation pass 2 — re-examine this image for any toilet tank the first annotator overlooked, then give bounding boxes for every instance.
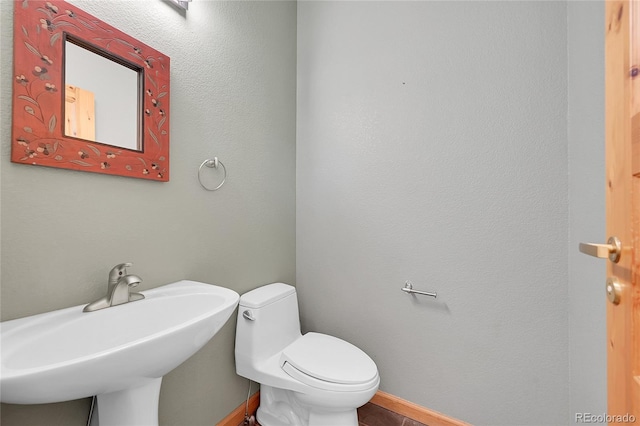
[235,283,302,373]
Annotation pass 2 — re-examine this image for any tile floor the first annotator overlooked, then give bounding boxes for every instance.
[243,403,428,426]
[357,402,428,426]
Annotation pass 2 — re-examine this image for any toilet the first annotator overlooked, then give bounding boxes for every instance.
[235,283,380,426]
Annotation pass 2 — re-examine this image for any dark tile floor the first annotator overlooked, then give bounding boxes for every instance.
[244,402,428,426]
[358,402,428,426]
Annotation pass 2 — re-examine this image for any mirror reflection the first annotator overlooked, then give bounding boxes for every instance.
[64,38,141,151]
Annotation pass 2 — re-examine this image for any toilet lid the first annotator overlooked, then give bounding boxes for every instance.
[280,332,378,390]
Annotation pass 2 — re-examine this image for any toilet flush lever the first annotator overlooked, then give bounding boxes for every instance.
[242,310,255,321]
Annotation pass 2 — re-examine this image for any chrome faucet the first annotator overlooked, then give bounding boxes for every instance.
[83,263,145,312]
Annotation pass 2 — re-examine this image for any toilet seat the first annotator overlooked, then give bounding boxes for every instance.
[280,333,379,392]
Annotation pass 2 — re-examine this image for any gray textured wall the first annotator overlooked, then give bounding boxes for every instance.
[0,1,296,425]
[296,2,570,425]
[1,0,609,424]
[567,1,607,420]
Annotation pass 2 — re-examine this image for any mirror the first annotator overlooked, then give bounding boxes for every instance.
[11,0,170,181]
[64,37,141,150]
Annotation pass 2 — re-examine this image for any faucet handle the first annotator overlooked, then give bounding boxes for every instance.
[108,262,133,285]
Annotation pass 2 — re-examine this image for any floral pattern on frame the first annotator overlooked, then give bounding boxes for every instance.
[12,0,170,181]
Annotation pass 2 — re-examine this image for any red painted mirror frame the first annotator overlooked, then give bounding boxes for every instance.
[11,0,170,181]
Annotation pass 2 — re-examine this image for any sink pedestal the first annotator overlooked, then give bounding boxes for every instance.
[97,378,162,426]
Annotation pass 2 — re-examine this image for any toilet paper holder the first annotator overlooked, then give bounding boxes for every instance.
[401,281,437,298]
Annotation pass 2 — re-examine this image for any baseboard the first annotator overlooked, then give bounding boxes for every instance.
[216,391,260,426]
[216,389,469,426]
[370,390,471,426]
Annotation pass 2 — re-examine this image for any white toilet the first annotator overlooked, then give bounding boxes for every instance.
[235,283,379,426]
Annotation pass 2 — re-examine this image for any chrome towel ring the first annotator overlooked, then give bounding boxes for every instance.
[198,157,227,191]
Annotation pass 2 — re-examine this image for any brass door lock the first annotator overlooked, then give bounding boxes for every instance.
[606,277,622,305]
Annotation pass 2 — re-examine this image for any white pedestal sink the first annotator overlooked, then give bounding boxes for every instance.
[0,280,239,426]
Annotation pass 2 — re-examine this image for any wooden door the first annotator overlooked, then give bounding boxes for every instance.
[604,0,639,420]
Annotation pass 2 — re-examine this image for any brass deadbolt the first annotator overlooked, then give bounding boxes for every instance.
[606,277,622,305]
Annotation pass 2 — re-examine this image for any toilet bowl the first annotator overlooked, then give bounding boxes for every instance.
[235,283,379,426]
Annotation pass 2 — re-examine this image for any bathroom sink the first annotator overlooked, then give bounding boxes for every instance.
[1,280,239,425]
